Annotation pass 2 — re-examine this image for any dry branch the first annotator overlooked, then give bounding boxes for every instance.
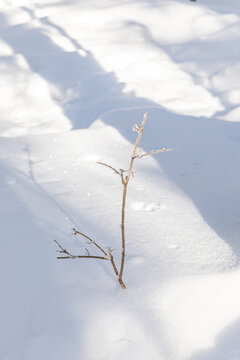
[54,112,172,290]
[72,227,108,256]
[96,162,121,176]
[53,239,108,260]
[136,147,173,159]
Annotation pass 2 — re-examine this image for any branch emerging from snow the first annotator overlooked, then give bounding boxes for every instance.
[54,111,172,290]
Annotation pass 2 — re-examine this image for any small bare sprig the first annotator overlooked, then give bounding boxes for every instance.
[53,239,108,260]
[72,227,108,256]
[54,230,125,288]
[134,147,173,159]
[54,112,172,289]
[96,162,121,176]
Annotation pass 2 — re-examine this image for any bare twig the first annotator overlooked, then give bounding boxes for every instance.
[97,161,121,176]
[53,236,126,288]
[57,255,108,260]
[118,113,174,287]
[118,112,150,285]
[136,147,173,159]
[53,239,108,260]
[54,111,172,290]
[85,248,90,256]
[72,227,108,256]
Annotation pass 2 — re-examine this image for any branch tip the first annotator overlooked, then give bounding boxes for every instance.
[97,161,121,176]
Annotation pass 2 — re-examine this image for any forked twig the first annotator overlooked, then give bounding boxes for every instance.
[53,239,108,260]
[54,112,172,289]
[72,227,108,256]
[54,232,125,288]
[118,112,150,284]
[99,112,173,286]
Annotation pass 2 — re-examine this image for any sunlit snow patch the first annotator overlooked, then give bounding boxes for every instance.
[0,53,71,137]
[130,202,163,212]
[153,269,240,360]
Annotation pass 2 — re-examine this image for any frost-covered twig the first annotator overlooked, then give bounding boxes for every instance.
[135,147,173,159]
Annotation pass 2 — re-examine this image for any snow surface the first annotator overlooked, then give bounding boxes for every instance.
[1,0,240,359]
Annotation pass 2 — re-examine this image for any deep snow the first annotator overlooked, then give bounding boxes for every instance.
[1,1,240,359]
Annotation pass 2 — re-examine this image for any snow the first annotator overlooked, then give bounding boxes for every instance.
[1,0,240,359]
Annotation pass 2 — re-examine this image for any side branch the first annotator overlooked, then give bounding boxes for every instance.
[72,227,108,256]
[136,147,173,159]
[53,239,108,260]
[97,161,121,176]
[57,255,108,260]
[53,239,126,288]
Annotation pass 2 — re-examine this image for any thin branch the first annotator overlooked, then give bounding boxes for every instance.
[108,251,119,277]
[53,239,125,287]
[128,112,149,178]
[72,227,108,256]
[119,112,149,284]
[132,124,141,132]
[136,147,173,159]
[85,248,90,256]
[108,249,126,289]
[97,161,121,176]
[57,255,108,260]
[53,239,68,253]
[53,239,108,260]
